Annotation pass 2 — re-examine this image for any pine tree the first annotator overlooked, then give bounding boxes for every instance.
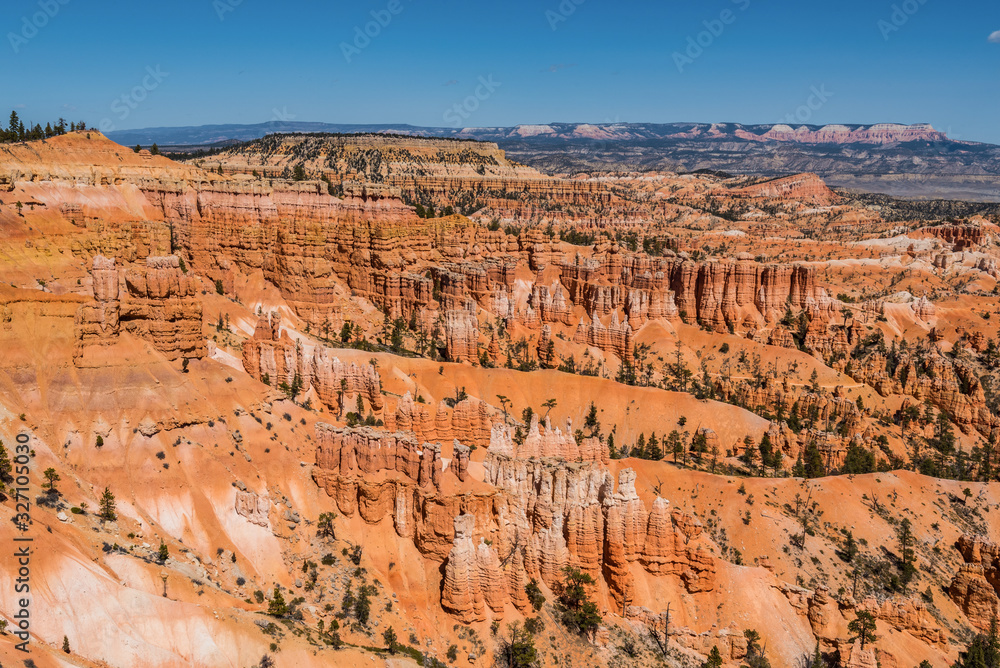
[62,635,70,653]
[743,435,758,473]
[646,432,662,461]
[952,616,999,668]
[898,518,916,590]
[809,642,823,668]
[700,645,724,668]
[803,442,825,478]
[382,626,398,654]
[43,467,61,493]
[792,453,806,478]
[788,401,802,433]
[557,566,601,635]
[847,610,877,651]
[99,486,117,522]
[840,530,858,563]
[758,433,773,476]
[317,512,336,539]
[0,440,11,482]
[158,540,169,563]
[584,402,600,437]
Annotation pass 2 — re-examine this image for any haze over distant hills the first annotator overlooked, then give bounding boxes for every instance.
[108,121,1000,202]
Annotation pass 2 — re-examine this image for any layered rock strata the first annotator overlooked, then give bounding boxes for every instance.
[75,255,205,362]
[241,312,383,411]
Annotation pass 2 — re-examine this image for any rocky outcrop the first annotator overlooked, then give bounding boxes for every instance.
[488,418,608,464]
[443,308,480,363]
[574,311,633,362]
[242,312,383,411]
[950,564,999,632]
[851,596,948,647]
[714,377,864,452]
[441,514,487,622]
[729,173,839,205]
[640,499,716,593]
[75,255,205,362]
[530,282,574,326]
[235,488,271,528]
[915,221,996,251]
[537,324,556,369]
[314,417,714,626]
[850,346,998,437]
[951,535,1000,631]
[314,424,442,491]
[561,251,831,334]
[386,393,496,449]
[451,441,471,482]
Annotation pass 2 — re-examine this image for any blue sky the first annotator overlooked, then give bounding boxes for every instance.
[4,0,999,142]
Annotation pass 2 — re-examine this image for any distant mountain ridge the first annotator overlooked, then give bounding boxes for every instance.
[109,121,958,147]
[107,121,1000,202]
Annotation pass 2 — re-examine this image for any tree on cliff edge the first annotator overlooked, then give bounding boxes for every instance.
[848,610,877,652]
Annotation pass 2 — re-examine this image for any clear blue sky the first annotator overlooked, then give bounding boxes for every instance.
[4,0,999,142]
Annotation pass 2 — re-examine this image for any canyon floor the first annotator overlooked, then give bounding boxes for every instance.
[0,131,998,668]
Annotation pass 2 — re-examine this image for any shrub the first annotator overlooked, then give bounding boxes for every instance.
[525,579,546,612]
[524,617,544,635]
[267,587,288,617]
